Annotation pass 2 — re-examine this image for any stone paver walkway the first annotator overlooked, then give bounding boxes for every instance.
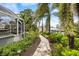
[33,35,51,56]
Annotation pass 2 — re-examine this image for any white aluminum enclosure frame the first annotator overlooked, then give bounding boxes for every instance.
[0,5,25,40]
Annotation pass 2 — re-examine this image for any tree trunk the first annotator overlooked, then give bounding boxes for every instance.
[48,19,50,34]
[48,13,51,34]
[68,4,74,49]
[42,19,43,33]
[68,33,74,49]
[39,21,40,32]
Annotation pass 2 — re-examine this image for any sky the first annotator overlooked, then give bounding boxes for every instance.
[0,3,78,27]
[0,3,38,13]
[0,3,61,27]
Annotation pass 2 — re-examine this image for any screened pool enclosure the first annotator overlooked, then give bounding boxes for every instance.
[0,5,25,46]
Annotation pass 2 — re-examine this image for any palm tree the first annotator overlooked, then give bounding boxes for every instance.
[35,3,51,34]
[36,3,75,49]
[45,7,51,34]
[53,3,75,49]
[66,4,75,49]
[59,3,75,49]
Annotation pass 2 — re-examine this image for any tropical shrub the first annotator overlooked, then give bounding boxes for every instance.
[49,32,63,43]
[0,31,38,56]
[51,43,63,56]
[41,32,49,38]
[75,32,79,38]
[43,32,49,35]
[61,49,79,56]
[74,38,79,49]
[42,32,79,56]
[60,36,68,46]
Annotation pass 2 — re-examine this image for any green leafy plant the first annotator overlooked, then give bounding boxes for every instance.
[51,43,63,56]
[60,36,68,46]
[61,49,79,56]
[74,38,79,49]
[49,32,63,43]
[0,31,38,56]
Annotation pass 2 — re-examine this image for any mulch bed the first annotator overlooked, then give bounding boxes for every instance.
[21,38,41,56]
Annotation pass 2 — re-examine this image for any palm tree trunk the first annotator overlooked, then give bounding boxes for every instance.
[59,3,74,49]
[48,15,50,34]
[68,33,74,49]
[39,20,40,32]
[67,3,74,49]
[42,18,43,33]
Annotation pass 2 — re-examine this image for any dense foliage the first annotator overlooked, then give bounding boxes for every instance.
[42,32,79,56]
[20,9,37,31]
[61,49,79,56]
[0,31,39,56]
